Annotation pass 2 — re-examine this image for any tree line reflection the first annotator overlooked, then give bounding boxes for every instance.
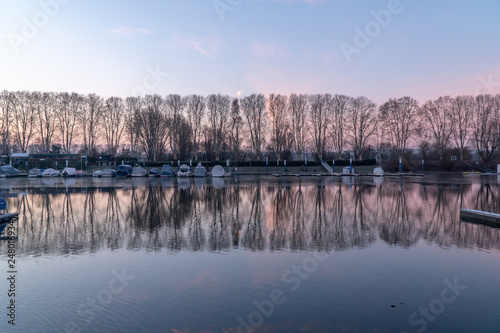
[6,178,500,255]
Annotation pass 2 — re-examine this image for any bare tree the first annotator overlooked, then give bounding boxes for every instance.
[241,94,267,159]
[309,94,332,157]
[207,94,231,161]
[229,98,244,160]
[135,95,168,161]
[379,97,420,157]
[288,94,308,158]
[186,94,206,158]
[0,91,14,154]
[420,96,453,162]
[124,96,142,158]
[81,94,103,156]
[331,94,351,159]
[470,94,500,166]
[11,91,36,153]
[103,97,125,156]
[177,117,193,160]
[57,92,83,153]
[35,92,57,153]
[349,96,377,160]
[165,94,188,159]
[267,94,290,159]
[451,95,473,160]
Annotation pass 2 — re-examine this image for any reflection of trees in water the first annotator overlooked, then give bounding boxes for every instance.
[419,184,500,250]
[82,190,98,252]
[310,185,330,251]
[229,186,242,248]
[331,185,345,250]
[164,187,192,251]
[16,194,57,254]
[269,186,290,251]
[241,187,266,251]
[378,186,418,248]
[474,183,499,213]
[290,184,306,251]
[351,186,376,249]
[208,187,231,251]
[104,190,122,250]
[188,190,205,251]
[9,180,500,255]
[421,186,458,247]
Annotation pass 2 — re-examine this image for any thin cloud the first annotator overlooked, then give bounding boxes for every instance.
[166,33,223,59]
[110,25,152,37]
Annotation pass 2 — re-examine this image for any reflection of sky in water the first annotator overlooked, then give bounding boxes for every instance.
[0,175,499,332]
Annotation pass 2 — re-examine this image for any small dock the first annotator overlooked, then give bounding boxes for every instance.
[460,208,500,228]
[0,213,18,223]
[0,213,19,240]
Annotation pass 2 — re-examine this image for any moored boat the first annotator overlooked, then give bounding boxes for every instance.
[193,163,207,177]
[61,167,77,177]
[101,168,117,177]
[161,165,175,177]
[116,165,133,177]
[373,167,384,176]
[0,165,20,176]
[28,168,43,178]
[42,168,60,177]
[211,165,225,178]
[131,165,148,177]
[177,164,192,177]
[149,168,160,177]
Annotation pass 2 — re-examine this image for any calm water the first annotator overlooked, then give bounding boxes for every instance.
[1,175,499,333]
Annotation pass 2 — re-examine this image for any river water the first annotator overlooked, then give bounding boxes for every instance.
[0,175,499,333]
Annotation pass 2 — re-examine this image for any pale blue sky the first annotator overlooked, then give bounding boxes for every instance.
[1,0,499,104]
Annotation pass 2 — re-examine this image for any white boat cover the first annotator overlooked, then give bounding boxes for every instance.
[42,168,60,177]
[211,165,225,177]
[193,163,207,177]
[161,165,175,176]
[101,168,116,177]
[132,166,148,177]
[177,164,192,177]
[61,167,77,176]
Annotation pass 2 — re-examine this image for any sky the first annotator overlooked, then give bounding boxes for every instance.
[1,0,500,105]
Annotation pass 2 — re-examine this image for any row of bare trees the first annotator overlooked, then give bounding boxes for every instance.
[0,90,499,165]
